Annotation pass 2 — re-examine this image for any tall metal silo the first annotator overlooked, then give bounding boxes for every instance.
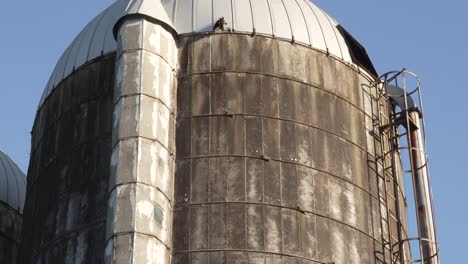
[20,1,439,263]
[0,149,26,263]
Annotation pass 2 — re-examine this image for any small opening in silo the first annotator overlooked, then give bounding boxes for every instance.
[336,25,379,77]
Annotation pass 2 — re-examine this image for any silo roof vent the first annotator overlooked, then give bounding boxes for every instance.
[0,149,26,213]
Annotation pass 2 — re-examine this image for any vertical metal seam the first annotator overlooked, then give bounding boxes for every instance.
[207,158,211,264]
[260,76,267,256]
[230,0,235,31]
[265,0,275,36]
[192,0,196,32]
[248,0,255,32]
[86,7,110,60]
[4,155,21,212]
[294,122,301,256]
[101,10,117,56]
[173,0,179,27]
[243,74,247,251]
[12,159,26,186]
[303,0,328,53]
[139,20,144,95]
[280,0,294,40]
[280,162,285,254]
[316,7,344,59]
[61,34,80,83]
[137,0,144,11]
[211,0,214,25]
[172,0,177,21]
[294,0,312,46]
[0,154,10,209]
[40,76,53,107]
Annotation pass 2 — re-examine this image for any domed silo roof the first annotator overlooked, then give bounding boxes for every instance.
[38,0,375,108]
[0,149,26,213]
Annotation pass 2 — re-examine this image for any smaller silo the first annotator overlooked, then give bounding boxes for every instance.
[0,149,26,263]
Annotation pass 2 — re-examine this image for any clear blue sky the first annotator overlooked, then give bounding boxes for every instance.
[0,1,464,262]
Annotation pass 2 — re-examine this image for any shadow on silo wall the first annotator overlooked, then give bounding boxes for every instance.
[0,203,22,263]
[19,54,116,264]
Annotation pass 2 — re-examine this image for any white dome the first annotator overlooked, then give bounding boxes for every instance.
[39,0,358,107]
[0,149,26,213]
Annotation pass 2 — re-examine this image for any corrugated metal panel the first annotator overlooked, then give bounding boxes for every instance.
[250,0,273,35]
[296,0,326,51]
[283,0,310,44]
[174,0,193,33]
[269,0,292,39]
[0,149,26,213]
[213,0,233,31]
[194,0,213,32]
[38,0,364,109]
[232,0,253,32]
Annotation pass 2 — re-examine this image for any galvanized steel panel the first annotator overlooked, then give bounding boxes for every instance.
[88,3,120,59]
[232,0,253,32]
[307,2,343,59]
[130,0,174,27]
[269,0,292,39]
[283,0,309,44]
[250,0,273,35]
[174,0,193,33]
[0,158,7,203]
[194,0,213,32]
[50,45,72,92]
[296,0,326,51]
[213,0,233,31]
[64,22,96,77]
[162,0,177,21]
[102,3,123,55]
[75,13,104,67]
[0,149,26,213]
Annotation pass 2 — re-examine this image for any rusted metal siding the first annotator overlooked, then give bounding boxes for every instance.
[173,33,406,264]
[20,54,116,264]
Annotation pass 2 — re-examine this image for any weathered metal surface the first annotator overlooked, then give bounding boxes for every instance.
[20,54,116,264]
[38,0,357,109]
[173,33,406,264]
[0,150,25,264]
[23,1,413,262]
[0,203,22,264]
[105,18,177,264]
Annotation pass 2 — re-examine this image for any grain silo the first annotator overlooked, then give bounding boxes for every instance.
[0,149,26,263]
[20,1,439,263]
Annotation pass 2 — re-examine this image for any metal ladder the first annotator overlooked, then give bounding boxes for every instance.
[369,79,403,264]
[380,70,440,264]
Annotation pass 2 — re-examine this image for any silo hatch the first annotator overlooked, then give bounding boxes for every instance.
[337,25,379,77]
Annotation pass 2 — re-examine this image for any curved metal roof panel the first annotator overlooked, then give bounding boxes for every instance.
[0,149,26,213]
[38,0,358,109]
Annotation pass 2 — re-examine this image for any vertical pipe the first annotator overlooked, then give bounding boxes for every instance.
[408,111,438,264]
